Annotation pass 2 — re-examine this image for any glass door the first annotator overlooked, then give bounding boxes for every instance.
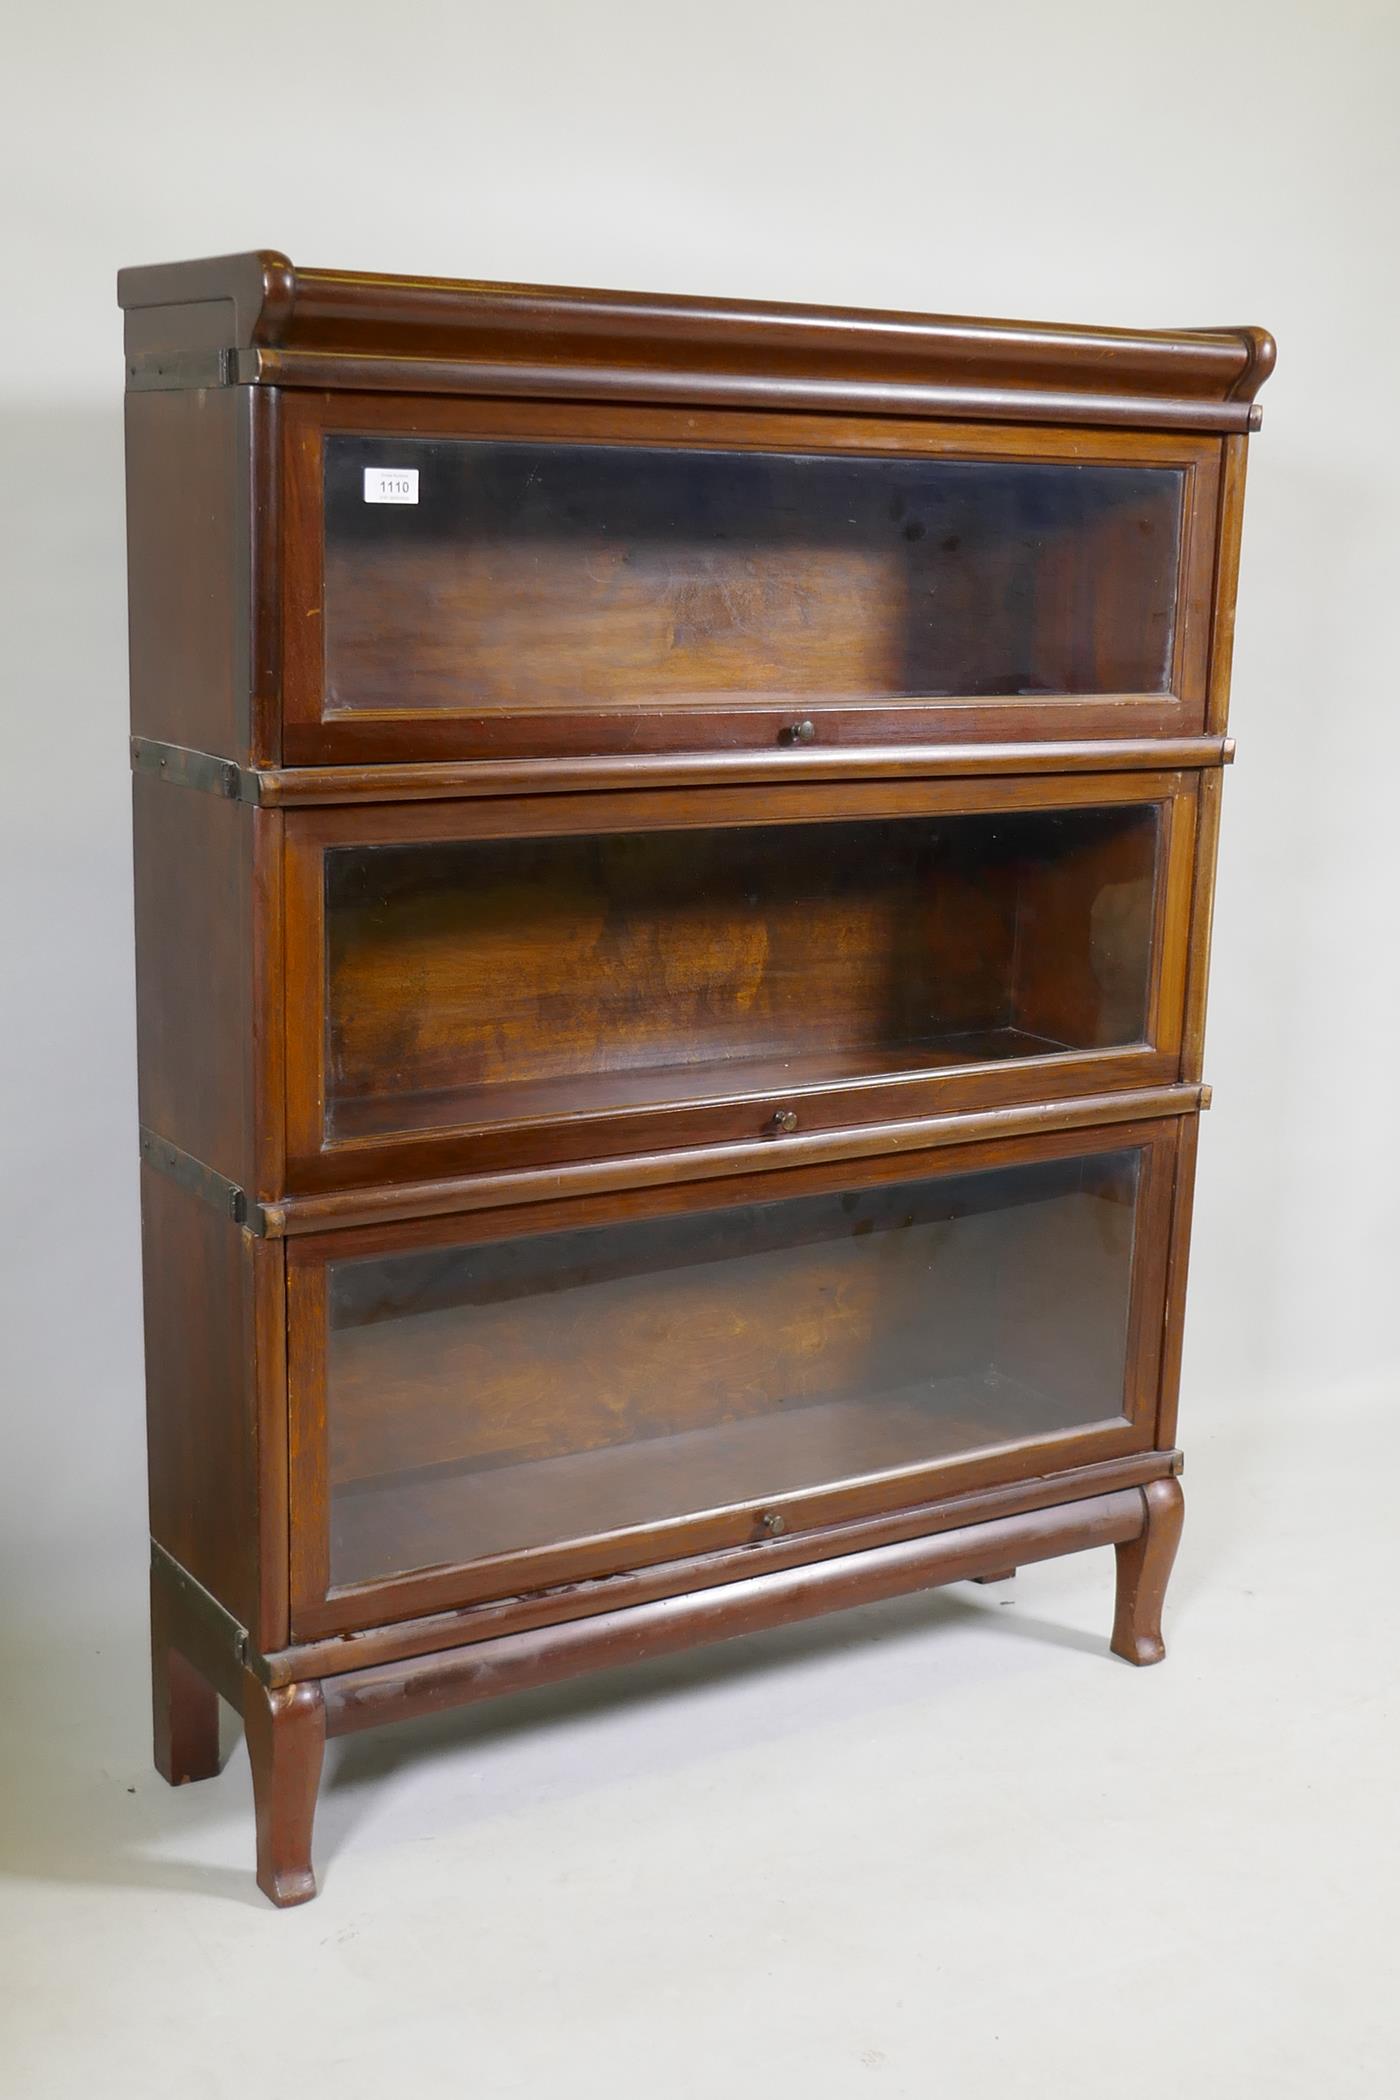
[283,772,1196,1188]
[279,397,1221,762]
[286,1119,1178,1636]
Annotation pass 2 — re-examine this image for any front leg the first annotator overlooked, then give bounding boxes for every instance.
[1111,1476,1185,1666]
[243,1674,326,1908]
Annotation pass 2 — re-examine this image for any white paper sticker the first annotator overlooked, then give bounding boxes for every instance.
[363,467,419,505]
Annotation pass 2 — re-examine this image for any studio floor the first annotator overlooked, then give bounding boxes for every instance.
[2,1376,1395,2099]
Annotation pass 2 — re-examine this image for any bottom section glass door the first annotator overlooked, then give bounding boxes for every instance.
[289,1126,1172,1624]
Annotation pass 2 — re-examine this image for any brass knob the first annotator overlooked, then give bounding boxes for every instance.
[788,718,816,744]
[770,1109,799,1134]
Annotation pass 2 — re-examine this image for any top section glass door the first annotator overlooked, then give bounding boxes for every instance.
[325,440,1180,705]
[278,399,1221,763]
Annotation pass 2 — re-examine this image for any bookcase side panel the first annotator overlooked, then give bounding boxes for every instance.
[141,1168,266,1629]
[124,384,253,762]
[132,771,258,1188]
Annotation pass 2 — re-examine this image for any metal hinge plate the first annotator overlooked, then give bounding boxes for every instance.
[130,737,262,804]
[152,1541,250,1669]
[126,347,238,392]
[139,1129,268,1235]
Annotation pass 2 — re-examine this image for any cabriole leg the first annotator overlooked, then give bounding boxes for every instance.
[151,1567,221,1785]
[243,1675,326,1908]
[1111,1477,1185,1666]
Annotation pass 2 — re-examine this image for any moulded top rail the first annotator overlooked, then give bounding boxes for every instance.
[117,250,1276,433]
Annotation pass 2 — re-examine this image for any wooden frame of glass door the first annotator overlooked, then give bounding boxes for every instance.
[285,1113,1180,1640]
[277,393,1223,764]
[282,769,1198,1191]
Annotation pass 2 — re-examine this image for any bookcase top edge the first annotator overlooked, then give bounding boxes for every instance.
[116,249,1275,414]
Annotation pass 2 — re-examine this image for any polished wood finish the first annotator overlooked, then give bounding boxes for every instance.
[150,1566,222,1786]
[235,734,1236,807]
[285,1114,1176,1636]
[124,387,251,759]
[275,394,1222,765]
[1111,1477,1187,1665]
[255,1451,1180,1685]
[118,251,1273,432]
[131,775,285,1201]
[139,1170,262,1629]
[244,1676,326,1907]
[325,1487,1150,1739]
[268,1085,1203,1239]
[132,775,256,1189]
[123,381,280,768]
[286,772,1193,1189]
[266,1483,1150,1898]
[122,253,1268,1902]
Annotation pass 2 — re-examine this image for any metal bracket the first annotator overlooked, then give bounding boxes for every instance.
[152,1540,250,1671]
[139,1128,267,1235]
[130,737,262,805]
[126,347,238,393]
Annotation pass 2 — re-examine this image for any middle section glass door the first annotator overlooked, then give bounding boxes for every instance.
[283,771,1197,1187]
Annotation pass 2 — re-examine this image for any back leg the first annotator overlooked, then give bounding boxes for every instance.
[151,1566,221,1785]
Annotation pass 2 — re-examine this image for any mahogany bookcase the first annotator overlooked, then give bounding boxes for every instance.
[119,252,1273,1904]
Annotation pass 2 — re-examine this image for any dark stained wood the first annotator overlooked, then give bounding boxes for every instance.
[118,253,1273,431]
[1206,434,1253,738]
[286,1262,330,1636]
[270,1085,1202,1241]
[132,772,284,1205]
[249,804,286,1203]
[124,385,251,760]
[139,1172,288,1656]
[118,249,296,356]
[329,1033,1088,1148]
[122,253,1268,1902]
[250,1199,291,1653]
[140,1170,261,1628]
[252,735,1236,807]
[247,384,284,767]
[244,1676,326,1908]
[1155,1113,1202,1453]
[323,1487,1149,1740]
[277,393,1222,766]
[1111,1477,1186,1665]
[257,1450,1181,1685]
[256,347,1269,434]
[282,770,1197,1192]
[320,804,1159,1152]
[1181,764,1225,1083]
[285,1116,1179,1639]
[150,1565,222,1786]
[281,757,1192,846]
[132,772,253,1188]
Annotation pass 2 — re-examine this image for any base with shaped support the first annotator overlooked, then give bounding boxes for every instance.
[151,1473,1185,1907]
